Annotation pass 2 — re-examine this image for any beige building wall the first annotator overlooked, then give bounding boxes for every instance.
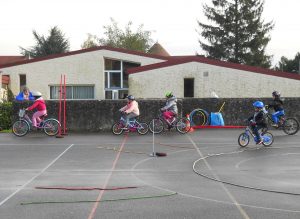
[129,62,300,98]
[0,49,164,99]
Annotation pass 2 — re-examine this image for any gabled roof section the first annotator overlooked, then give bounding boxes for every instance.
[0,56,27,65]
[0,46,170,69]
[127,56,300,81]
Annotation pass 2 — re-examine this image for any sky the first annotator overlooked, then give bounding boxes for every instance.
[1,0,299,66]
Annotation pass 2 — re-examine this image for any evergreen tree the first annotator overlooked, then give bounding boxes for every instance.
[275,52,300,73]
[20,26,70,58]
[198,0,274,68]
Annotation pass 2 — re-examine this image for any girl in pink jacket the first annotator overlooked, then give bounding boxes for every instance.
[26,91,47,129]
[119,95,140,129]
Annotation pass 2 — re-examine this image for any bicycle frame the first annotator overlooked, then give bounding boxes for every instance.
[119,115,141,131]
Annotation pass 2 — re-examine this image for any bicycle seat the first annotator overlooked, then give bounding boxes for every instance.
[40,114,48,119]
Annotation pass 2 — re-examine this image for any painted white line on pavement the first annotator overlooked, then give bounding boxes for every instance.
[0,144,75,207]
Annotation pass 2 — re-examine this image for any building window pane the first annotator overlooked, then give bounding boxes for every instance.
[105,90,112,99]
[50,85,94,99]
[105,72,108,88]
[19,74,26,91]
[123,61,140,88]
[109,72,121,88]
[105,59,121,70]
[119,90,128,99]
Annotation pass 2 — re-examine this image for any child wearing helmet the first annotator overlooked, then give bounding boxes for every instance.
[248,101,267,145]
[161,92,178,129]
[119,95,140,129]
[25,91,47,129]
[268,91,284,127]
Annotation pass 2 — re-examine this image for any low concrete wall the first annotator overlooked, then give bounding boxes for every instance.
[13,98,300,132]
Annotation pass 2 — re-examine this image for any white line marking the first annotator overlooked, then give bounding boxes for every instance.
[187,135,251,219]
[0,144,74,207]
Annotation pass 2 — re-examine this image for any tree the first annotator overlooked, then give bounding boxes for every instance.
[275,52,300,73]
[81,18,154,52]
[81,34,99,49]
[197,0,274,68]
[20,26,70,58]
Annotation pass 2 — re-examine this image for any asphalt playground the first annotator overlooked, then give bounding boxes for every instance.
[0,129,300,219]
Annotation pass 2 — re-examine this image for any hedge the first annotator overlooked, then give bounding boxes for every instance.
[0,102,13,130]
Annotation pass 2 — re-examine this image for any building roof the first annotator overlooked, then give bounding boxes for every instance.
[127,56,300,81]
[0,56,27,65]
[148,42,170,56]
[0,46,170,69]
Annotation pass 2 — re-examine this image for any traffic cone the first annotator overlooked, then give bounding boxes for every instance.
[186,114,194,133]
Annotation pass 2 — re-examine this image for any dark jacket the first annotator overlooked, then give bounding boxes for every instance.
[269,98,284,112]
[248,110,267,127]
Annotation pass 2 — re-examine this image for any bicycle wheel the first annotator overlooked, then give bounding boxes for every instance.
[262,132,273,147]
[137,122,149,135]
[112,122,124,135]
[238,133,250,147]
[12,120,29,137]
[176,117,191,134]
[189,109,209,126]
[283,118,299,135]
[43,119,60,136]
[149,118,164,134]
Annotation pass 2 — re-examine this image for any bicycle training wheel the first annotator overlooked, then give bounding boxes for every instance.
[189,109,209,126]
[137,122,149,135]
[262,132,273,147]
[43,119,60,136]
[176,117,191,134]
[149,118,164,134]
[112,122,124,135]
[12,120,30,137]
[283,118,299,135]
[238,133,250,147]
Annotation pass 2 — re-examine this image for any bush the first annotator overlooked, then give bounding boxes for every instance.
[0,102,13,130]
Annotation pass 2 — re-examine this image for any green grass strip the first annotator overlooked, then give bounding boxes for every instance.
[20,192,177,205]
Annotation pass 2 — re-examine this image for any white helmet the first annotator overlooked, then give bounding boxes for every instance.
[31,91,42,98]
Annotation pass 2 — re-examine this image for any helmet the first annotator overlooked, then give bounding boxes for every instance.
[165,91,173,98]
[272,91,280,97]
[31,91,42,98]
[126,95,135,100]
[253,101,264,108]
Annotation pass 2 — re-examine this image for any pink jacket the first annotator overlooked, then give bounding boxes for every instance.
[27,97,47,111]
[120,100,140,115]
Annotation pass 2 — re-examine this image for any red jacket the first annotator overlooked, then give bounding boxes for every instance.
[27,98,47,111]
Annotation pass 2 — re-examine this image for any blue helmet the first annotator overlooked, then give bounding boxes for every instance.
[253,101,264,108]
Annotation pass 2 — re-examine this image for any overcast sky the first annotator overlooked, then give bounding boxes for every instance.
[1,0,299,66]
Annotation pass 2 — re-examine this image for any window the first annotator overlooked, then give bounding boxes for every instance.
[104,58,140,99]
[19,74,26,91]
[50,85,94,99]
[184,78,194,98]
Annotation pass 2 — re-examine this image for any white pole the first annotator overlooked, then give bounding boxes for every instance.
[150,121,156,157]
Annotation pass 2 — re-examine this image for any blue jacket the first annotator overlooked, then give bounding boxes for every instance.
[15,92,35,101]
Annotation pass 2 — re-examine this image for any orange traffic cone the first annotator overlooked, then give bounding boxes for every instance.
[186,114,194,133]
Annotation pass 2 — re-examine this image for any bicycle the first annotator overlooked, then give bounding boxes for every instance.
[149,110,191,134]
[238,124,274,147]
[12,109,60,137]
[264,106,299,135]
[112,112,149,135]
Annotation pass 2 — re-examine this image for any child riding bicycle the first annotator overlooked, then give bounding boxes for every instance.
[160,91,178,129]
[267,91,284,128]
[25,91,47,130]
[119,95,140,130]
[247,101,267,145]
